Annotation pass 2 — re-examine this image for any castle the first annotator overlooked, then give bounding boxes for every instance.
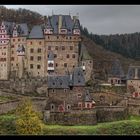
[0,15,93,81]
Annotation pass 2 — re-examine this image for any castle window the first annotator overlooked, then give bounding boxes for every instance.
[83,63,85,66]
[18,39,20,42]
[48,46,51,50]
[39,41,42,45]
[69,36,72,40]
[11,57,14,61]
[73,65,75,68]
[55,46,58,50]
[78,103,82,108]
[48,63,53,67]
[30,48,34,53]
[50,104,55,111]
[16,64,18,66]
[30,42,32,45]
[67,104,71,111]
[54,54,57,58]
[38,48,41,53]
[30,56,34,61]
[11,45,14,48]
[89,61,92,63]
[64,63,67,67]
[13,39,15,42]
[66,54,69,58]
[57,36,59,39]
[62,46,65,50]
[52,89,55,93]
[72,54,75,58]
[37,65,41,69]
[70,46,73,50]
[78,80,81,83]
[78,93,82,98]
[38,56,41,61]
[30,64,33,69]
[55,63,58,67]
[64,89,67,93]
[48,36,50,39]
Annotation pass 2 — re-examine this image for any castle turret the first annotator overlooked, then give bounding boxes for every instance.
[44,17,53,35]
[16,44,25,78]
[73,19,80,35]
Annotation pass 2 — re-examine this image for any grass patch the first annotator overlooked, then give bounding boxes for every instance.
[0,96,16,103]
[1,113,140,135]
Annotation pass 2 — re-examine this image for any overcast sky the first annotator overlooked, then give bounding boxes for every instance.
[4,5,140,35]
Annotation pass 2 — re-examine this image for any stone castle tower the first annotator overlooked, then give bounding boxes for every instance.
[0,15,92,81]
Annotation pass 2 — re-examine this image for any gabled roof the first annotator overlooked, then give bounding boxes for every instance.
[2,21,29,37]
[19,23,28,36]
[28,25,44,39]
[109,59,124,77]
[72,67,85,86]
[47,75,69,89]
[80,44,92,60]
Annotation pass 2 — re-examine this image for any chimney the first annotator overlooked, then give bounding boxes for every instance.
[58,15,62,34]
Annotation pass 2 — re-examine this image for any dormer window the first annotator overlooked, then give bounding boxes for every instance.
[60,29,67,34]
[48,63,53,67]
[73,29,80,35]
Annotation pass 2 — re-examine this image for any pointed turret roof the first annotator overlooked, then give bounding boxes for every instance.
[61,17,67,29]
[73,19,80,29]
[46,17,53,29]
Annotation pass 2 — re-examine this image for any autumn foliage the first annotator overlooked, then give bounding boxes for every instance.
[15,98,43,135]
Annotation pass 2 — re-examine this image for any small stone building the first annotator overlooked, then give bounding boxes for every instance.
[127,66,140,98]
[44,67,96,124]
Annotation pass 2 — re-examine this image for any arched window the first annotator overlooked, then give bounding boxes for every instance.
[50,104,55,111]
[67,104,71,111]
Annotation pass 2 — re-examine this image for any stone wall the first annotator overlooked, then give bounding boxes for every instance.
[0,98,46,114]
[0,100,19,114]
[0,78,48,96]
[91,92,125,106]
[96,106,128,122]
[44,110,97,125]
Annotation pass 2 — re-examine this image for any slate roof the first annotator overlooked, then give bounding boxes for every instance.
[80,44,92,60]
[73,19,80,29]
[19,23,28,36]
[109,59,124,77]
[47,67,85,89]
[2,21,29,37]
[43,15,79,35]
[46,17,53,29]
[72,67,85,86]
[28,25,44,39]
[127,66,140,79]
[47,75,69,89]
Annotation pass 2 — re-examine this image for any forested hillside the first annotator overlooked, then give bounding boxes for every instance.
[0,6,43,29]
[81,26,140,60]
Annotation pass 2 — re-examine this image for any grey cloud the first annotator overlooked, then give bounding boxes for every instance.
[4,5,140,34]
